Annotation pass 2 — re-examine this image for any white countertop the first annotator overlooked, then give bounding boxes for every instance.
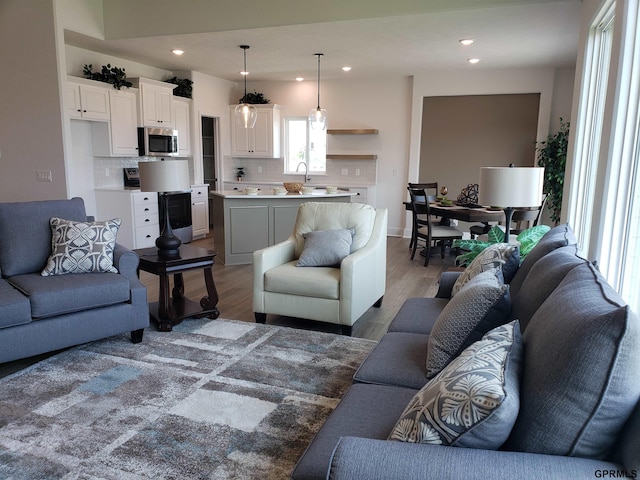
[211,189,356,199]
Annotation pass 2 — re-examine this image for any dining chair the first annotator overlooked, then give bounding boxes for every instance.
[469,193,549,238]
[407,182,438,250]
[407,186,463,266]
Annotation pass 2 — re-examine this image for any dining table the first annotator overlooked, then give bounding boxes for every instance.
[404,201,505,224]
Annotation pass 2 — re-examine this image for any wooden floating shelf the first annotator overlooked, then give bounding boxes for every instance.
[326,154,377,160]
[327,129,379,135]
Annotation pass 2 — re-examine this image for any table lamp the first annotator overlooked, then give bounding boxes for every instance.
[139,160,191,258]
[479,165,544,244]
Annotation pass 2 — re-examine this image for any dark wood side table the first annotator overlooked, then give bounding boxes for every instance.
[134,244,220,332]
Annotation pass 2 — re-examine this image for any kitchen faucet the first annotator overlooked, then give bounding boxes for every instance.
[296,161,310,183]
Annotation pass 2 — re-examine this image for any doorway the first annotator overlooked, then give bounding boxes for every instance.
[201,116,218,190]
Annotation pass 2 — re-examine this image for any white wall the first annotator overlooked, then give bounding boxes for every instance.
[0,0,67,202]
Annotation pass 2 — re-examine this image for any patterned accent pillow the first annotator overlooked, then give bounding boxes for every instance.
[41,217,121,276]
[296,228,354,267]
[452,243,519,296]
[389,320,523,448]
[426,269,510,379]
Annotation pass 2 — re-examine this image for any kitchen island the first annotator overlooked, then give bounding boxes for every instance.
[211,189,355,265]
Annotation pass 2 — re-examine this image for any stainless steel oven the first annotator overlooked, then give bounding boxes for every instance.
[159,192,192,244]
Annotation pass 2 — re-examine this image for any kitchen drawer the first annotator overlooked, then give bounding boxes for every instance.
[135,224,159,248]
[132,192,158,206]
[135,212,159,229]
[133,200,159,217]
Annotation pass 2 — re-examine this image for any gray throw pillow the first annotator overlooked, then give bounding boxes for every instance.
[426,269,511,379]
[452,243,519,296]
[296,228,354,267]
[389,320,523,448]
[41,217,121,276]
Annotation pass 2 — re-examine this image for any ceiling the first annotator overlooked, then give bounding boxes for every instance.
[64,0,583,83]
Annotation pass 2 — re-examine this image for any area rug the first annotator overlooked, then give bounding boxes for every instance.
[0,318,376,479]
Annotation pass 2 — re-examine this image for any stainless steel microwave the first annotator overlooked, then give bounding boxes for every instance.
[138,127,179,157]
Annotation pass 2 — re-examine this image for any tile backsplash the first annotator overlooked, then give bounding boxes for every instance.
[223,156,376,186]
[94,157,196,188]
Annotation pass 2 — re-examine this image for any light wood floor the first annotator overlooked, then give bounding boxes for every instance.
[139,234,453,341]
[0,235,455,378]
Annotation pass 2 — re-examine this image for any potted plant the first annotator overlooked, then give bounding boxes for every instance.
[236,167,246,181]
[453,224,551,266]
[537,119,569,224]
[239,91,270,104]
[166,76,193,99]
[83,64,132,90]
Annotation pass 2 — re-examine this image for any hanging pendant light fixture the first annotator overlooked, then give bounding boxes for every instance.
[309,53,327,130]
[234,45,257,129]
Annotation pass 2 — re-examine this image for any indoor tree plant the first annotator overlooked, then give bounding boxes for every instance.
[537,119,569,224]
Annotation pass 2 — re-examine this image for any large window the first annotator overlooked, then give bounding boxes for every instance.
[566,2,615,254]
[568,0,640,315]
[284,117,326,174]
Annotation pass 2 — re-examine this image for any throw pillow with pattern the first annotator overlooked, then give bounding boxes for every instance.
[452,243,519,296]
[41,217,121,276]
[426,268,511,379]
[389,320,523,448]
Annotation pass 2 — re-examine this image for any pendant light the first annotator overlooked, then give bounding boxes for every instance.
[234,45,257,129]
[309,53,327,130]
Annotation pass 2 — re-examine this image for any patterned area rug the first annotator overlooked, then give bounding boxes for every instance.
[0,318,375,479]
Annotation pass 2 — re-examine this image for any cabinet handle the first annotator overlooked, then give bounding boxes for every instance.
[144,197,149,201]
[144,207,149,211]
[145,219,150,222]
[146,235,151,238]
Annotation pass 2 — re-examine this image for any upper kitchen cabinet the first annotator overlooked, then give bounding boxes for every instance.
[230,104,281,158]
[108,89,139,156]
[173,97,192,156]
[131,78,176,127]
[91,88,139,157]
[65,77,110,121]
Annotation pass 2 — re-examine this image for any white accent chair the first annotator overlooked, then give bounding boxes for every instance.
[253,202,388,335]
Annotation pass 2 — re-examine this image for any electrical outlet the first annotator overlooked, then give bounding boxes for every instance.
[257,165,263,174]
[355,168,361,176]
[36,170,52,182]
[104,168,110,177]
[341,168,348,176]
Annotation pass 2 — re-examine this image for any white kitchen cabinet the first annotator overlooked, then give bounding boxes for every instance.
[230,104,281,158]
[132,78,176,127]
[191,184,209,239]
[108,89,139,156]
[95,190,159,250]
[65,80,110,121]
[90,88,139,157]
[173,97,192,156]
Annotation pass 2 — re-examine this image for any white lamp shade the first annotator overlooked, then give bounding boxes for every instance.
[479,166,544,208]
[139,160,190,193]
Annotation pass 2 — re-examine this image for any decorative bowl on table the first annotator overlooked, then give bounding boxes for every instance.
[272,186,287,195]
[301,186,316,195]
[244,187,259,195]
[325,185,338,194]
[283,182,303,193]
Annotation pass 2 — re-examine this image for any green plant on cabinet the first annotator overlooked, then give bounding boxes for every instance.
[537,119,569,224]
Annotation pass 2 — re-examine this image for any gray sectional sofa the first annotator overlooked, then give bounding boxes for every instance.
[0,198,149,364]
[292,224,640,479]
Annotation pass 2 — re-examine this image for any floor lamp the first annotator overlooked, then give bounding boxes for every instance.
[479,166,545,244]
[139,160,191,258]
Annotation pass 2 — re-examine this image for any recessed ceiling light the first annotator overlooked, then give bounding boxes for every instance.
[295,77,304,82]
[172,49,185,55]
[459,39,474,46]
[468,58,480,64]
[240,70,249,76]
[342,66,352,72]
